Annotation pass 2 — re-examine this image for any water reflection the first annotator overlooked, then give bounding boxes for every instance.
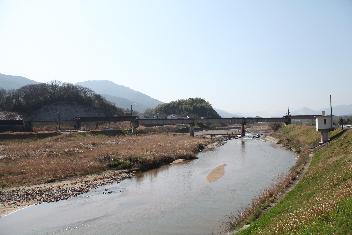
[207,164,226,183]
[135,165,170,183]
[241,139,246,153]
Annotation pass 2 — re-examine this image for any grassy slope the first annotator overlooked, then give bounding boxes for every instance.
[238,125,352,234]
[273,124,320,151]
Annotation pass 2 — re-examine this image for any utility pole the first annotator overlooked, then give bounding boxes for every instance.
[285,107,291,125]
[130,105,134,134]
[330,94,333,130]
[57,112,61,130]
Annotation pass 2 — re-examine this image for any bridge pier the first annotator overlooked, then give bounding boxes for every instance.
[23,121,33,132]
[284,116,292,125]
[74,117,81,130]
[189,124,195,137]
[131,120,139,135]
[241,122,245,137]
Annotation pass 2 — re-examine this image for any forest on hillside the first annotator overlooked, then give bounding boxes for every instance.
[0,81,124,116]
[144,98,220,119]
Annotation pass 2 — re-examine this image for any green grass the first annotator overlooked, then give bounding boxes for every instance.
[237,126,352,234]
[108,158,133,169]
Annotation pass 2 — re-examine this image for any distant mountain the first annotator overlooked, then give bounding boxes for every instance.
[293,105,352,116]
[77,80,162,112]
[0,73,38,90]
[292,107,318,115]
[215,108,240,118]
[328,104,352,116]
[102,94,152,113]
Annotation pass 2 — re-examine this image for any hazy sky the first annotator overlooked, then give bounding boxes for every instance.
[1,0,351,116]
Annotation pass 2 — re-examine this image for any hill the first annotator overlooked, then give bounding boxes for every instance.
[0,73,38,90]
[145,98,220,119]
[77,80,162,112]
[0,82,124,118]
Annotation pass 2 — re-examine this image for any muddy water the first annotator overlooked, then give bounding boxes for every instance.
[0,139,296,235]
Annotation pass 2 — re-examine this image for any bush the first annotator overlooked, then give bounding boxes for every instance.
[108,159,133,169]
[269,122,283,131]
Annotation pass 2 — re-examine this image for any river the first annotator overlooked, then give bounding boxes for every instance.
[0,138,296,235]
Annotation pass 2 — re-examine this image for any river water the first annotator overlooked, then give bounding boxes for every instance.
[0,138,296,235]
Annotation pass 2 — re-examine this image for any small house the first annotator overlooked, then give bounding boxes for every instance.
[316,111,334,143]
[316,116,333,131]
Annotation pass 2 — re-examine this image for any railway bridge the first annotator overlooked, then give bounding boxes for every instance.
[0,114,320,136]
[74,114,320,137]
[137,115,319,136]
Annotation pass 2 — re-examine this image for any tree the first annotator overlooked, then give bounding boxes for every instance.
[338,118,344,129]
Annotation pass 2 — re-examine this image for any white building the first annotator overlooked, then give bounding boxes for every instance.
[167,114,179,119]
[316,116,333,131]
[316,111,335,143]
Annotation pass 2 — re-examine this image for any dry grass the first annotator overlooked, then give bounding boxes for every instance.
[137,125,192,135]
[0,133,210,188]
[272,124,321,152]
[31,121,132,132]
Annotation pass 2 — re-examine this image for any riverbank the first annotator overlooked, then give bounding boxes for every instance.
[0,132,220,217]
[0,131,297,235]
[234,125,352,234]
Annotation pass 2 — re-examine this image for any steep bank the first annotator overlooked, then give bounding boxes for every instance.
[237,125,352,234]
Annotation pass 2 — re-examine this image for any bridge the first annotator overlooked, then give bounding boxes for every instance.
[138,117,289,126]
[72,114,320,137]
[73,115,319,125]
[0,120,25,132]
[136,115,319,136]
[0,114,320,135]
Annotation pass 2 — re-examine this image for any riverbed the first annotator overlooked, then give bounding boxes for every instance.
[0,138,296,235]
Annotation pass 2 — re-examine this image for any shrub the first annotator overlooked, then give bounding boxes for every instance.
[269,122,283,131]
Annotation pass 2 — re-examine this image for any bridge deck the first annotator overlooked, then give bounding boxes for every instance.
[0,115,320,128]
[138,115,319,126]
[139,117,290,126]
